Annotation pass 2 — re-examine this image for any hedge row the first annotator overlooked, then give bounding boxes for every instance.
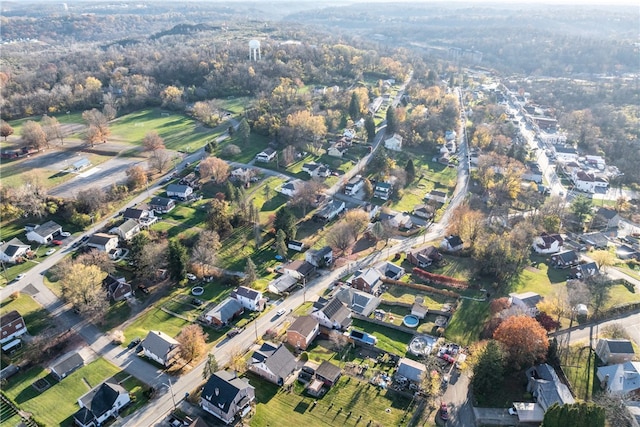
[381,277,460,298]
[412,267,469,290]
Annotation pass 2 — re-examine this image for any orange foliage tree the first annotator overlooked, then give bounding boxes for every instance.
[493,315,549,369]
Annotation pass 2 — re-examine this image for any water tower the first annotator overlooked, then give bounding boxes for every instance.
[249,40,261,61]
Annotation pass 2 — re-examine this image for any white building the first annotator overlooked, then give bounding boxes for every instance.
[25,220,63,244]
[384,133,403,151]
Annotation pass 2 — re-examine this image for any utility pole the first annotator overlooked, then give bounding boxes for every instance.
[167,378,177,411]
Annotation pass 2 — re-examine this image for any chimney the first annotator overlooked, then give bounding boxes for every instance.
[215,387,219,396]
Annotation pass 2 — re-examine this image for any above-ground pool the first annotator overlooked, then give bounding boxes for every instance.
[409,335,437,356]
[191,287,204,296]
[403,315,419,328]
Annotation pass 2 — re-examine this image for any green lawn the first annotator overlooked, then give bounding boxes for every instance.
[122,306,190,343]
[381,284,457,309]
[5,112,84,135]
[350,319,412,356]
[0,294,51,336]
[561,345,599,401]
[3,358,121,426]
[217,96,253,114]
[445,299,491,346]
[214,133,271,164]
[250,374,413,427]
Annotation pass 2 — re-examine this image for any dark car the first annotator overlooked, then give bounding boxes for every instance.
[138,285,150,294]
[192,298,204,306]
[226,327,244,338]
[440,402,449,421]
[80,235,90,243]
[127,338,141,349]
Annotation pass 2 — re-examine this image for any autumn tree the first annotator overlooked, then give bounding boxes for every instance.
[291,179,324,216]
[199,156,229,183]
[76,249,115,275]
[589,250,615,272]
[202,353,219,380]
[126,164,148,190]
[21,120,48,151]
[82,109,111,146]
[137,241,168,281]
[0,120,14,141]
[244,258,257,288]
[142,131,165,151]
[493,315,549,369]
[326,222,356,254]
[343,209,370,240]
[537,288,569,323]
[447,204,484,247]
[160,85,184,109]
[60,263,108,317]
[283,110,327,151]
[40,115,63,145]
[149,149,172,173]
[168,239,189,281]
[370,220,394,245]
[191,230,221,276]
[176,324,208,363]
[471,340,505,405]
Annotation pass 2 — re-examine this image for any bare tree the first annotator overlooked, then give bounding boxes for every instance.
[191,230,221,276]
[292,179,325,216]
[82,109,111,146]
[326,222,356,254]
[142,131,165,151]
[76,249,115,275]
[137,241,168,281]
[41,115,63,146]
[149,149,172,173]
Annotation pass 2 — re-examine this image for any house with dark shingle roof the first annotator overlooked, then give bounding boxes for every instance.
[141,330,180,366]
[305,246,334,268]
[286,316,319,350]
[149,196,175,213]
[203,297,244,327]
[73,382,130,427]
[509,292,542,317]
[86,233,119,254]
[512,364,574,423]
[0,238,30,264]
[596,339,636,365]
[550,250,580,268]
[315,361,342,387]
[25,220,62,244]
[200,370,255,425]
[0,310,27,349]
[348,267,382,294]
[49,352,84,380]
[532,233,564,254]
[231,286,264,312]
[569,262,599,280]
[103,274,133,301]
[311,297,351,330]
[441,235,464,252]
[283,260,316,280]
[248,342,297,386]
[595,207,622,229]
[407,246,442,268]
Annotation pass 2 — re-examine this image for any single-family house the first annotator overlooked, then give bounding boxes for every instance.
[200,370,255,425]
[384,133,403,151]
[597,361,640,396]
[115,219,141,241]
[203,297,244,327]
[441,235,464,252]
[25,220,63,244]
[532,233,564,254]
[368,97,383,114]
[315,361,342,387]
[248,342,297,386]
[586,155,606,169]
[122,208,149,222]
[302,163,330,178]
[305,246,333,268]
[179,172,199,187]
[509,292,542,316]
[279,180,303,197]
[103,275,133,301]
[379,211,413,229]
[595,207,623,230]
[596,339,635,365]
[580,232,610,249]
[572,170,608,193]
[374,181,392,201]
[287,316,320,350]
[86,233,119,254]
[328,143,348,158]
[149,196,175,213]
[438,151,451,165]
[553,146,579,163]
[407,246,443,268]
[231,286,264,312]
[332,285,381,316]
[348,268,382,294]
[73,382,130,427]
[141,330,180,367]
[413,204,435,220]
[425,190,448,204]
[311,297,352,330]
[360,203,380,220]
[396,358,426,384]
[617,245,639,261]
[343,129,356,140]
[0,238,30,264]
[313,199,345,223]
[255,148,277,163]
[282,260,316,281]
[345,176,364,196]
[569,262,599,280]
[49,352,84,380]
[522,163,543,184]
[0,311,27,351]
[380,262,405,280]
[512,364,574,423]
[287,240,305,252]
[550,250,580,268]
[230,167,255,182]
[166,184,193,200]
[268,274,299,295]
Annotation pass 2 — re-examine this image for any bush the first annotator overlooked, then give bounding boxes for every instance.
[300,352,309,361]
[222,144,241,157]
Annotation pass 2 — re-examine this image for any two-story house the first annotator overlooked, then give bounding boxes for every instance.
[231,286,264,312]
[345,176,364,196]
[166,184,193,200]
[550,250,580,269]
[0,310,27,352]
[305,246,333,268]
[311,297,352,330]
[532,233,564,254]
[248,342,297,386]
[374,181,392,201]
[313,199,345,223]
[200,370,255,425]
[348,268,382,294]
[73,382,130,427]
[384,133,403,151]
[141,330,180,367]
[286,316,319,350]
[115,219,141,241]
[255,148,277,163]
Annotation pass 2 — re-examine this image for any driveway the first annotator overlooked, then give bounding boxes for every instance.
[441,370,476,427]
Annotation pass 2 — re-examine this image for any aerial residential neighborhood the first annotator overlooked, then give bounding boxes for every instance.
[1,2,639,427]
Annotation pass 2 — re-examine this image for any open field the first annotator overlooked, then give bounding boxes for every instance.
[122,305,190,343]
[3,358,121,426]
[0,293,51,336]
[350,318,413,356]
[250,373,413,427]
[445,299,491,346]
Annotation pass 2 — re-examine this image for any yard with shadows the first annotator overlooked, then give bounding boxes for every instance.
[0,294,51,336]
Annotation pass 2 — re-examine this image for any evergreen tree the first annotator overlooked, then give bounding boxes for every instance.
[202,354,219,380]
[244,258,257,287]
[168,239,189,281]
[405,159,416,183]
[274,206,297,239]
[364,115,376,142]
[349,92,360,121]
[385,106,397,134]
[275,229,288,259]
[237,118,250,145]
[471,340,505,404]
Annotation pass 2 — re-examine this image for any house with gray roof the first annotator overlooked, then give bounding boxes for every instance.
[115,218,141,241]
[203,297,244,327]
[313,199,345,223]
[248,342,297,386]
[315,360,342,387]
[73,381,130,427]
[348,267,382,294]
[595,207,622,229]
[569,262,599,280]
[596,339,636,365]
[379,262,405,280]
[50,352,85,380]
[200,370,255,425]
[149,196,175,213]
[286,316,319,350]
[597,361,640,396]
[311,297,352,330]
[167,184,193,200]
[305,246,333,268]
[332,285,380,317]
[141,330,180,366]
[396,357,426,383]
[86,233,119,254]
[268,274,298,295]
[509,291,542,317]
[25,220,63,244]
[231,286,264,312]
[0,238,30,264]
[513,364,574,423]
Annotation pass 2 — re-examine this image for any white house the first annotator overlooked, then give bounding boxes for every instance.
[374,181,392,200]
[255,148,277,163]
[0,311,27,351]
[343,129,356,140]
[445,130,457,141]
[313,199,345,223]
[25,220,63,244]
[166,184,193,199]
[86,233,119,254]
[248,342,297,386]
[279,180,303,197]
[441,235,464,252]
[425,190,448,204]
[553,146,579,163]
[572,170,608,193]
[0,238,30,264]
[384,133,403,151]
[230,167,255,182]
[311,297,352,330]
[509,291,542,316]
[141,330,180,367]
[305,246,333,268]
[539,130,567,146]
[268,274,298,295]
[532,233,564,254]
[595,339,635,365]
[345,176,365,196]
[73,382,130,427]
[597,361,640,396]
[302,162,330,178]
[115,219,141,241]
[231,286,264,312]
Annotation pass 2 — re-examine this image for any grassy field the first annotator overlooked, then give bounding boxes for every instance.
[3,358,121,426]
[350,318,412,356]
[561,345,599,401]
[0,293,51,336]
[445,299,491,346]
[381,284,457,309]
[122,305,190,343]
[250,374,413,427]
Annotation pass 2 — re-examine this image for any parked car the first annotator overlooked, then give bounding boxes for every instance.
[138,285,150,294]
[13,274,26,282]
[226,327,244,338]
[509,406,518,416]
[440,403,449,421]
[440,353,455,364]
[51,240,63,246]
[60,231,71,237]
[186,273,197,281]
[127,337,141,349]
[45,248,56,256]
[80,235,90,243]
[276,308,286,316]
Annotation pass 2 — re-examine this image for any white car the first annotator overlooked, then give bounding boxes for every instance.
[14,274,26,282]
[60,231,71,237]
[276,308,286,316]
[186,273,197,281]
[508,407,518,416]
[45,248,56,256]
